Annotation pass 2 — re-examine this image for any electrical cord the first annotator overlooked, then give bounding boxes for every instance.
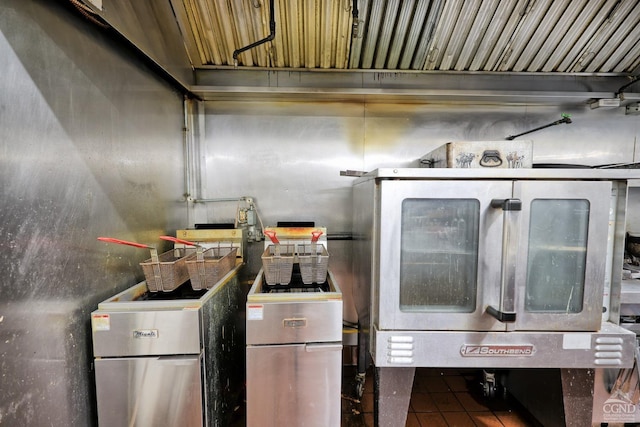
[615,75,640,97]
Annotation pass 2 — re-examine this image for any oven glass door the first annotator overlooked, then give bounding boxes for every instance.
[378,180,512,331]
[513,180,611,331]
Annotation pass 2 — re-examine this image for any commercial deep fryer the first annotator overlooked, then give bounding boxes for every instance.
[245,226,343,427]
[91,229,244,427]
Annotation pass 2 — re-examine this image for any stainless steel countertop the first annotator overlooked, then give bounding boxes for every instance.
[355,168,640,183]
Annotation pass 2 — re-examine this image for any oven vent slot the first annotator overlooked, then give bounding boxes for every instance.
[594,337,624,366]
[387,336,414,364]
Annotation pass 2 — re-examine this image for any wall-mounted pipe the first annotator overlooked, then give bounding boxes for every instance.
[232,0,275,67]
[193,197,249,203]
[352,0,360,38]
[506,113,572,140]
[183,97,192,203]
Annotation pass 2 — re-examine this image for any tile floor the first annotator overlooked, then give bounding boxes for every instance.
[341,366,542,427]
[230,365,543,426]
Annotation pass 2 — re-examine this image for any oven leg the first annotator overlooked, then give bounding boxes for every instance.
[561,368,594,427]
[374,366,415,427]
[355,323,370,398]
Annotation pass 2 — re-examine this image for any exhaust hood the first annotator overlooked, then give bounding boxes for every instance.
[75,0,640,104]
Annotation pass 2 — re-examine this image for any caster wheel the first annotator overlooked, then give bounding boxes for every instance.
[483,382,497,399]
[355,373,366,399]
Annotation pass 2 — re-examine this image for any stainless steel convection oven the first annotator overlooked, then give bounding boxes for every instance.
[352,167,640,426]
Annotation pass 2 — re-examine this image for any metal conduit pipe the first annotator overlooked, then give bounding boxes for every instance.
[232,0,276,67]
[183,97,192,202]
[352,0,359,37]
[327,232,353,241]
[193,197,249,203]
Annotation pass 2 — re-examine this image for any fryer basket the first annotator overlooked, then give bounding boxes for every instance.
[298,244,330,284]
[140,248,192,292]
[261,244,295,285]
[186,246,237,290]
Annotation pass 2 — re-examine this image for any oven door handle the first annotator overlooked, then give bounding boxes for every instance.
[486,198,521,323]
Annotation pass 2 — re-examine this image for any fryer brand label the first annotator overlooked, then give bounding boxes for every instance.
[247,304,264,321]
[91,314,110,331]
[460,344,535,357]
[283,318,307,328]
[133,329,159,339]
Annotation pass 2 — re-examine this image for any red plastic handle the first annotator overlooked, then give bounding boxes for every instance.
[264,230,279,244]
[311,231,324,242]
[159,236,199,246]
[97,237,152,249]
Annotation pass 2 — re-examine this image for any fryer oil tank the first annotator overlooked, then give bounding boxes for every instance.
[245,268,343,427]
[91,264,244,427]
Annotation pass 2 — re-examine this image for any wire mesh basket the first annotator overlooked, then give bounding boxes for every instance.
[261,244,296,285]
[186,246,237,290]
[297,243,330,284]
[140,248,193,292]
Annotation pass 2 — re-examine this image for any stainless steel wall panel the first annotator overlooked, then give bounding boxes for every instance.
[97,0,195,87]
[198,101,363,232]
[0,1,185,425]
[199,99,640,331]
[198,101,640,211]
[0,302,94,426]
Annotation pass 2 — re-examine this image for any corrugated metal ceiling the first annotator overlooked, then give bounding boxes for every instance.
[171,0,640,74]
